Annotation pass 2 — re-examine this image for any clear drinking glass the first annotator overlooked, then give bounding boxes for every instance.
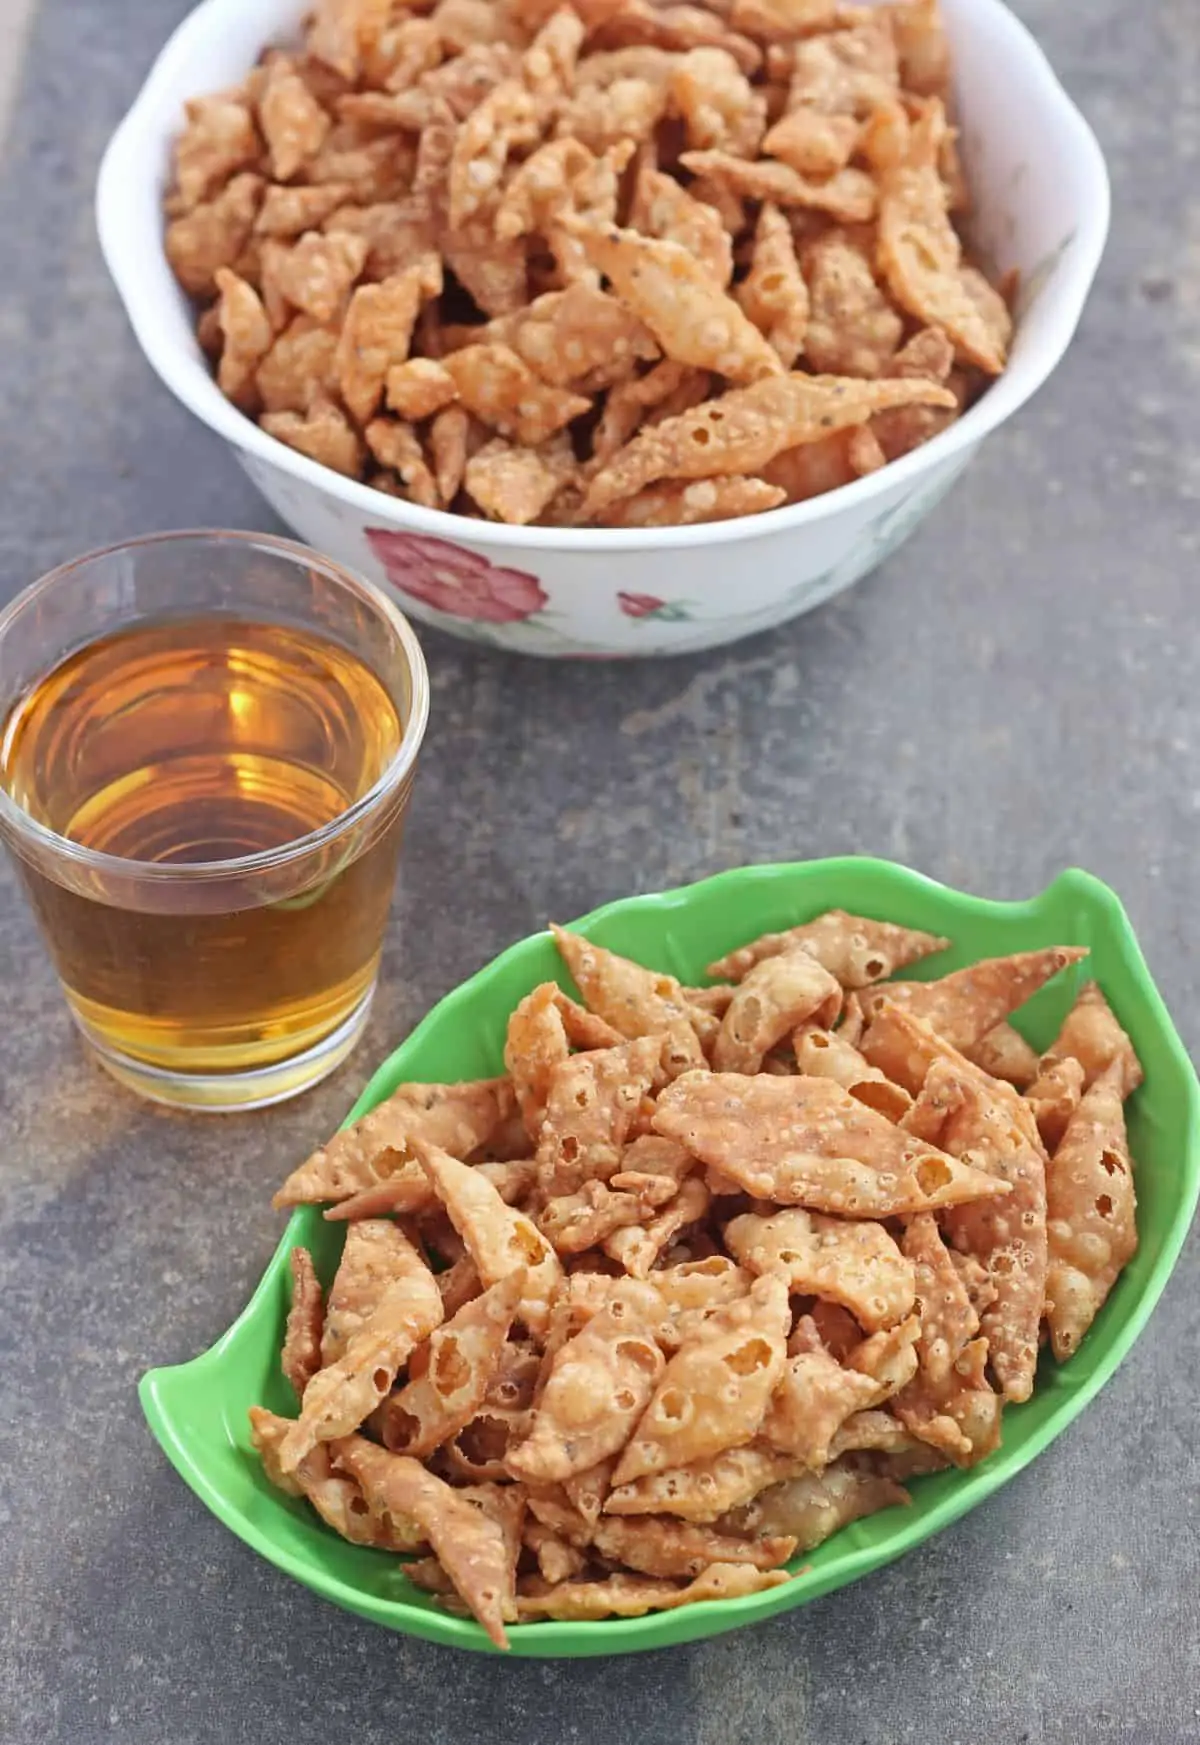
[0,530,429,1110]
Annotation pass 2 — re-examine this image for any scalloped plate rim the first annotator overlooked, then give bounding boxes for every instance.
[140,858,1200,1656]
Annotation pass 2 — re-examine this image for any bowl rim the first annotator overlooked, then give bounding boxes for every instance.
[138,858,1200,1657]
[96,0,1111,554]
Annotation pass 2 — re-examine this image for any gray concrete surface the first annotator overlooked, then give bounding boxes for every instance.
[0,0,37,151]
[1,1,1198,1740]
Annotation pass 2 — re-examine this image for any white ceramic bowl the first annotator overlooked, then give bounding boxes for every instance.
[97,0,1109,659]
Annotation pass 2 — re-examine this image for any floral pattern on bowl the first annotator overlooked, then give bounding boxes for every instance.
[364,531,549,626]
[239,447,974,657]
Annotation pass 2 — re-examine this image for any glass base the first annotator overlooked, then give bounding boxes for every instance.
[76,984,376,1111]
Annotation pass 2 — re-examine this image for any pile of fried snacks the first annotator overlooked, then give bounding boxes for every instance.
[164,0,1011,528]
[253,910,1140,1645]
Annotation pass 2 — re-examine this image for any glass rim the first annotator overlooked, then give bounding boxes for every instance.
[0,528,431,882]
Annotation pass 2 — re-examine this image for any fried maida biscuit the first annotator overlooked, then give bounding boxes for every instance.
[384,356,458,420]
[845,1314,921,1399]
[967,1021,1041,1090]
[729,0,840,37]
[457,1479,528,1608]
[602,1175,712,1278]
[553,73,668,153]
[266,230,368,326]
[604,1441,801,1522]
[321,1218,422,1364]
[173,92,260,211]
[448,78,540,227]
[669,44,766,154]
[504,980,623,1137]
[591,1515,796,1578]
[365,418,440,505]
[612,1133,697,1190]
[544,1172,666,1256]
[630,164,735,286]
[591,364,710,468]
[787,13,899,114]
[875,99,1010,374]
[562,1457,616,1527]
[212,268,272,408]
[550,923,715,1054]
[891,0,951,96]
[280,1232,442,1470]
[442,344,592,445]
[762,106,859,177]
[827,1407,920,1459]
[563,220,785,384]
[255,313,338,414]
[725,1207,915,1331]
[585,1,762,74]
[652,1257,753,1322]
[612,1274,789,1482]
[900,1213,977,1388]
[1045,1063,1138,1360]
[679,150,877,222]
[603,475,786,528]
[736,202,809,368]
[802,231,903,377]
[721,1461,909,1549]
[478,283,658,391]
[249,1407,427,1550]
[259,54,330,180]
[514,1562,792,1621]
[856,946,1088,1054]
[507,1279,665,1482]
[858,1002,968,1098]
[464,434,577,524]
[793,1024,913,1121]
[165,171,264,298]
[707,908,949,987]
[907,1056,1048,1403]
[653,1070,1010,1216]
[761,1346,883,1466]
[281,1247,325,1400]
[890,1214,1000,1466]
[1029,982,1144,1100]
[416,1140,562,1337]
[260,393,363,476]
[537,1034,666,1197]
[539,1175,674,1254]
[323,1157,536,1224]
[524,1518,589,1584]
[1025,1054,1086,1154]
[582,371,953,514]
[334,257,442,425]
[376,1271,525,1456]
[712,948,842,1073]
[870,322,964,462]
[495,134,627,239]
[274,1077,518,1207]
[334,1439,515,1647]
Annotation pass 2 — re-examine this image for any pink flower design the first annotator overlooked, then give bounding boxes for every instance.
[618,591,692,624]
[618,591,667,618]
[365,529,549,624]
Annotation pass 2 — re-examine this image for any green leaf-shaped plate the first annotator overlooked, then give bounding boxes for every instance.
[140,859,1199,1656]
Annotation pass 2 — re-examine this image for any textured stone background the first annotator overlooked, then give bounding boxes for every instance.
[0,2,1197,1740]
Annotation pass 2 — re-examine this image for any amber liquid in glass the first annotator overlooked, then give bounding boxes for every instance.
[0,616,406,1073]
